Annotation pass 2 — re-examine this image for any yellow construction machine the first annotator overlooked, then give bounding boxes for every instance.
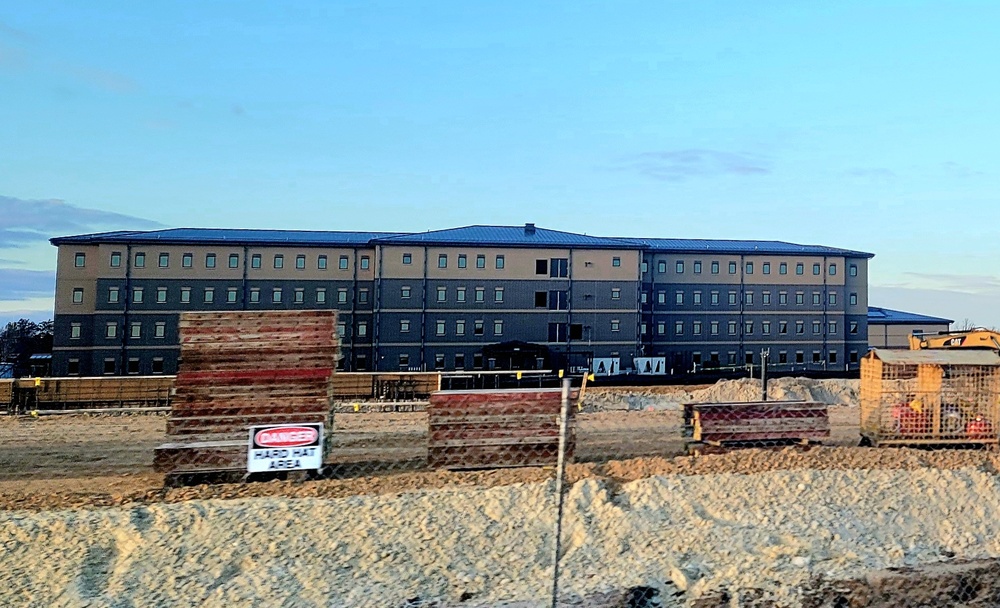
[908,329,1000,351]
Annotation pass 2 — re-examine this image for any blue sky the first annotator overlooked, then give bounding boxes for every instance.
[1,1,998,326]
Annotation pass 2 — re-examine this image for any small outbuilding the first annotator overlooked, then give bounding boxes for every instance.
[868,306,952,349]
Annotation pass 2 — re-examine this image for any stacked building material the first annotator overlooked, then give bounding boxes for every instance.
[684,401,829,445]
[428,388,576,470]
[154,310,338,475]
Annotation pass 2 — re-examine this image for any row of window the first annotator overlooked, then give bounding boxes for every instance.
[73,286,370,306]
[77,251,370,271]
[66,357,167,376]
[643,319,861,337]
[647,290,859,307]
[687,349,856,366]
[644,259,859,277]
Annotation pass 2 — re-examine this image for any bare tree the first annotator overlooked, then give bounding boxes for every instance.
[0,319,53,377]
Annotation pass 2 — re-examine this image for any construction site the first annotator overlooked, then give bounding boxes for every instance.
[4,312,1000,607]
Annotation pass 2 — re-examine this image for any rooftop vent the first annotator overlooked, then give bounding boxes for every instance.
[524,223,536,236]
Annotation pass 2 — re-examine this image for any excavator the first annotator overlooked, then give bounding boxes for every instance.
[908,328,1000,351]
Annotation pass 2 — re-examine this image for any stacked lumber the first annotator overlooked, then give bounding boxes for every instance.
[0,380,12,409]
[154,310,337,475]
[33,376,173,407]
[686,400,829,444]
[428,388,576,470]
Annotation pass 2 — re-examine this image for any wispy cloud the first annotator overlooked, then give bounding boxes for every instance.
[940,161,985,178]
[0,269,55,301]
[0,195,162,249]
[878,272,1000,296]
[844,167,896,179]
[614,149,770,181]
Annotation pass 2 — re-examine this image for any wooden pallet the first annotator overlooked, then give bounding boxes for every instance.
[684,400,830,445]
[428,388,577,470]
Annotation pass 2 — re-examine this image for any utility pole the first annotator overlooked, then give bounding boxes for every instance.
[760,348,770,401]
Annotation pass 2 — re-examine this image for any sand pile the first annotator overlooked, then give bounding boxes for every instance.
[4,466,1000,607]
[585,377,859,411]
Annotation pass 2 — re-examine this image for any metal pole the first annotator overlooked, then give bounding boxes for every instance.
[550,377,571,608]
[761,348,770,401]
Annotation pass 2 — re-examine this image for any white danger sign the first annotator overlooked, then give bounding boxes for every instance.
[247,423,323,473]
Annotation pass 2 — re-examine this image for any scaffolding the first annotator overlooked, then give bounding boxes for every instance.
[861,349,1000,446]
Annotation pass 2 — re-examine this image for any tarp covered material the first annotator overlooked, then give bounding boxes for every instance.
[867,348,1000,366]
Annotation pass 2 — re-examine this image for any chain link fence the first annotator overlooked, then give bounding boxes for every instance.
[3,323,1000,606]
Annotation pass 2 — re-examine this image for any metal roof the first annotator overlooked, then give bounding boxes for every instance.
[51,228,403,247]
[372,225,641,249]
[867,348,1000,366]
[867,306,953,325]
[636,238,874,258]
[49,224,874,256]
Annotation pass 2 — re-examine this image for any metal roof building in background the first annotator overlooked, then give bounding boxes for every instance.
[867,306,953,326]
[50,224,874,256]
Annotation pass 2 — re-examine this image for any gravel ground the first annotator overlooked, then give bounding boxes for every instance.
[5,466,1000,607]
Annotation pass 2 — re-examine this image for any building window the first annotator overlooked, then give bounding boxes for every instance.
[314,254,327,270]
[360,256,370,270]
[110,252,121,268]
[550,258,568,278]
[710,321,719,335]
[339,255,349,270]
[745,292,754,306]
[133,252,145,268]
[156,287,167,303]
[850,293,858,306]
[675,292,684,305]
[295,255,306,270]
[475,254,485,269]
[274,255,284,269]
[812,263,820,276]
[711,261,720,274]
[400,319,410,333]
[436,321,446,336]
[813,321,821,334]
[850,321,859,334]
[612,257,621,267]
[641,292,647,304]
[316,289,326,304]
[496,255,505,269]
[494,287,504,302]
[456,287,466,302]
[829,351,838,364]
[710,291,719,305]
[657,260,666,273]
[779,321,788,334]
[475,287,485,302]
[272,288,282,303]
[796,321,805,334]
[830,320,838,334]
[403,253,412,265]
[399,354,410,368]
[657,291,666,305]
[850,351,859,364]
[72,288,85,304]
[657,322,666,335]
[779,262,787,275]
[796,352,805,364]
[641,261,648,273]
[436,286,446,302]
[401,286,411,299]
[227,253,239,269]
[182,253,193,268]
[813,351,822,363]
[359,289,369,304]
[337,323,346,338]
[227,288,238,303]
[70,323,81,339]
[693,321,702,335]
[433,354,445,370]
[180,287,191,303]
[132,287,144,304]
[154,322,166,339]
[729,261,737,274]
[456,254,467,269]
[763,262,770,275]
[105,323,117,338]
[251,254,262,269]
[357,322,368,337]
[727,321,736,335]
[849,264,858,277]
[693,291,702,305]
[812,292,821,305]
[455,353,465,369]
[745,262,753,275]
[727,352,737,365]
[674,320,683,335]
[779,351,787,364]
[675,261,684,274]
[474,320,484,336]
[456,320,466,335]
[796,292,804,305]
[779,292,787,305]
[535,291,548,307]
[762,321,771,334]
[728,292,737,306]
[762,292,771,305]
[130,322,142,339]
[829,263,837,276]
[611,288,621,300]
[611,319,621,332]
[438,254,448,269]
[203,288,214,303]
[693,261,702,274]
[829,292,837,305]
[796,262,804,275]
[103,358,116,375]
[338,289,348,304]
[206,254,216,269]
[640,323,647,335]
[249,288,260,303]
[294,288,305,304]
[158,253,169,268]
[536,259,548,275]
